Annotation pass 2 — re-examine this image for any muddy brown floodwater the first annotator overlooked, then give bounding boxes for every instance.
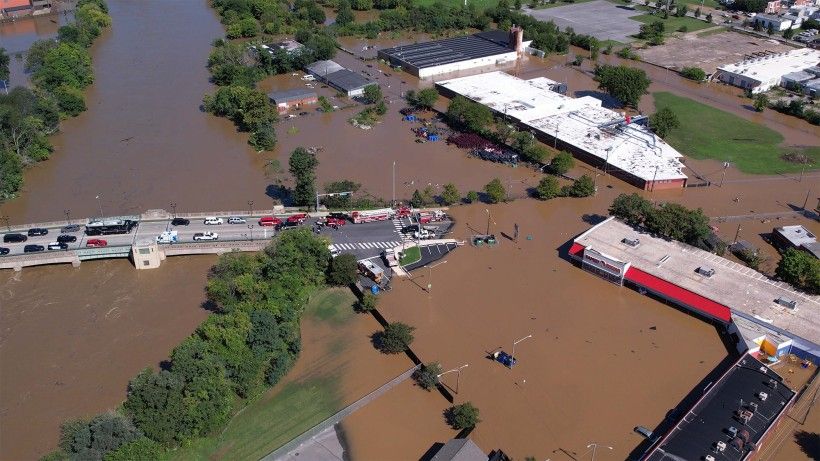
[0,257,214,460]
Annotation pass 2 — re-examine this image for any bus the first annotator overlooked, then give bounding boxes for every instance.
[85,219,139,236]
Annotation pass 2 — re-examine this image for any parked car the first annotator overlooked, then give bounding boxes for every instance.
[86,239,108,248]
[287,213,308,223]
[329,246,340,258]
[57,234,77,243]
[193,232,219,241]
[401,224,419,234]
[276,221,300,231]
[48,242,69,251]
[258,216,282,227]
[414,229,434,240]
[227,217,246,224]
[61,224,81,233]
[3,233,27,243]
[171,217,190,226]
[0,247,9,255]
[204,217,224,225]
[28,228,48,236]
[24,244,45,253]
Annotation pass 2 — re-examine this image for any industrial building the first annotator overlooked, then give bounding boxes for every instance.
[436,71,688,190]
[715,48,820,94]
[642,353,796,461]
[771,224,819,258]
[305,60,372,97]
[377,27,531,78]
[268,88,317,113]
[570,217,820,360]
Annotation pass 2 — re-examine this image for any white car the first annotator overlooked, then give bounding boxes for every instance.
[193,232,219,241]
[414,229,434,240]
[328,245,340,258]
[227,217,246,224]
[204,217,224,225]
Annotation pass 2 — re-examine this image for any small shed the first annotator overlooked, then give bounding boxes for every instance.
[324,69,372,97]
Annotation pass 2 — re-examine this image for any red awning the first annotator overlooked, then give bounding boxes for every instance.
[625,267,731,323]
[569,242,585,256]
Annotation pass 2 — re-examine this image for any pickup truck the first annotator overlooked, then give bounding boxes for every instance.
[413,229,435,240]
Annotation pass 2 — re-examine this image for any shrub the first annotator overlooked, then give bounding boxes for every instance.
[680,67,706,82]
[59,412,141,461]
[465,191,479,203]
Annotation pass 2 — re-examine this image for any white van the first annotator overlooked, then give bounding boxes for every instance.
[204,217,224,225]
[156,230,178,244]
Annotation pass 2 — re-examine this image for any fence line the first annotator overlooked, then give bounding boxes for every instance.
[261,364,420,461]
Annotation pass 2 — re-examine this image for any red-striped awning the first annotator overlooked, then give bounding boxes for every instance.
[624,267,732,323]
[569,242,585,256]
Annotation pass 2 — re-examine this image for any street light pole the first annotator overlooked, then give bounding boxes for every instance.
[584,443,613,461]
[64,209,71,224]
[427,260,448,293]
[392,161,396,207]
[485,208,491,236]
[170,202,177,218]
[437,364,469,394]
[248,224,254,241]
[95,195,103,218]
[248,200,254,218]
[511,334,532,368]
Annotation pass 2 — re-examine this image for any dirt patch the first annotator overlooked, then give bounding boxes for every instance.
[636,30,792,74]
[348,199,730,460]
[0,256,215,460]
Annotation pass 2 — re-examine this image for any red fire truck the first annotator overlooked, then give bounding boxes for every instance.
[350,208,394,223]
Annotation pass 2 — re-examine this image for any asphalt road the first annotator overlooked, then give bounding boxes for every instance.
[0,214,454,262]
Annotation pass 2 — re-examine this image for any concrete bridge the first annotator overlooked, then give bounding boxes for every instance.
[0,207,297,271]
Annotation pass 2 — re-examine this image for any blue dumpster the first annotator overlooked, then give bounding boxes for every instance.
[371,285,380,295]
[428,134,439,141]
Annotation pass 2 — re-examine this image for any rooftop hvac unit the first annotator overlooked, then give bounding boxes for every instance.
[769,378,778,389]
[759,391,769,401]
[750,401,759,412]
[775,296,798,310]
[622,237,640,247]
[697,266,716,277]
[705,456,716,461]
[759,366,768,374]
[716,441,727,452]
[728,426,738,438]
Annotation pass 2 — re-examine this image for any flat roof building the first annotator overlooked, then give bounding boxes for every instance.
[716,48,820,94]
[268,88,318,113]
[643,353,796,461]
[772,224,819,258]
[377,28,531,78]
[436,71,688,190]
[305,60,372,97]
[570,218,820,359]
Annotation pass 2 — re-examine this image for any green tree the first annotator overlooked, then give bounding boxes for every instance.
[412,362,442,391]
[289,147,319,208]
[0,48,9,83]
[594,64,651,108]
[465,190,479,203]
[440,183,460,205]
[609,193,653,226]
[25,39,58,73]
[753,93,768,112]
[376,322,415,353]
[783,28,794,39]
[549,151,575,175]
[362,84,383,104]
[561,174,596,197]
[0,149,23,200]
[410,189,424,207]
[535,176,560,200]
[33,42,93,91]
[776,248,820,294]
[767,23,774,35]
[356,292,378,312]
[645,202,710,245]
[407,87,439,109]
[446,402,481,429]
[484,178,506,204]
[522,144,549,164]
[53,84,88,117]
[336,0,354,25]
[649,107,680,138]
[680,67,706,82]
[327,253,358,285]
[59,412,141,460]
[104,437,164,461]
[638,20,665,44]
[249,125,277,151]
[446,96,493,133]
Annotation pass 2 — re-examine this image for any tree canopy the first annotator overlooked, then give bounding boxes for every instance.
[289,147,319,208]
[446,96,494,133]
[649,107,680,138]
[549,151,575,175]
[484,178,506,204]
[446,402,481,429]
[535,176,560,200]
[327,253,358,285]
[376,322,415,353]
[594,64,651,108]
[776,248,820,294]
[406,88,439,110]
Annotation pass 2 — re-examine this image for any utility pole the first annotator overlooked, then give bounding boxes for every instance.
[485,208,492,235]
[248,224,254,241]
[733,224,742,244]
[95,195,103,218]
[64,209,71,224]
[170,202,177,218]
[650,165,659,192]
[803,187,812,211]
[248,200,254,217]
[392,161,396,207]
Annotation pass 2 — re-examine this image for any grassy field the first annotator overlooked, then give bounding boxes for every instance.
[653,92,820,174]
[413,0,499,10]
[632,12,712,33]
[170,289,357,461]
[696,26,728,37]
[400,246,421,265]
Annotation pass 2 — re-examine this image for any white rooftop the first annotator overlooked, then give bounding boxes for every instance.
[437,71,687,182]
[576,218,820,345]
[717,48,820,84]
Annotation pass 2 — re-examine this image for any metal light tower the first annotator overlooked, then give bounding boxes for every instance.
[392,161,396,207]
[437,363,469,393]
[170,202,177,218]
[485,208,491,235]
[427,259,448,293]
[95,195,104,218]
[64,209,71,224]
[248,200,254,217]
[511,334,532,368]
[584,442,613,461]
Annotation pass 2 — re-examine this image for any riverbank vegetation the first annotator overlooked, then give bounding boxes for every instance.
[652,92,820,174]
[0,0,111,201]
[45,229,352,460]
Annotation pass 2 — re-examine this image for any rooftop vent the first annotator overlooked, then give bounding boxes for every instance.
[705,456,716,461]
[775,296,798,310]
[697,266,716,277]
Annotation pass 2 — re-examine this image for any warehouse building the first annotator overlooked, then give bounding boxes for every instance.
[377,27,531,78]
[436,71,688,190]
[570,217,820,360]
[715,48,820,94]
[305,60,372,97]
[268,88,318,113]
